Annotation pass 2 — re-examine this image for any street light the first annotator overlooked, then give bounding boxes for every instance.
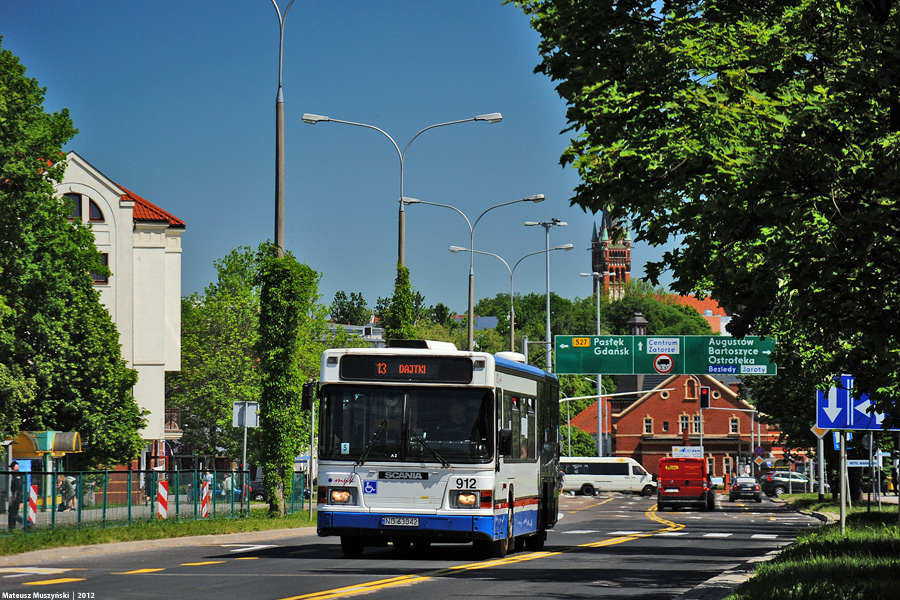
[450,243,573,351]
[301,112,502,268]
[271,0,296,257]
[581,271,614,456]
[525,218,567,372]
[405,194,545,351]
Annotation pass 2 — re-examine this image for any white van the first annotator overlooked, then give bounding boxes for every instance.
[560,457,656,497]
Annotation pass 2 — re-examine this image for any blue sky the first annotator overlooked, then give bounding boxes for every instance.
[4,1,672,316]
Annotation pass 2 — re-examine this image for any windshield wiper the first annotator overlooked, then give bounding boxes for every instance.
[408,427,450,468]
[356,420,388,466]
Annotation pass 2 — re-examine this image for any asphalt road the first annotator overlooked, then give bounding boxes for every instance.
[0,494,820,600]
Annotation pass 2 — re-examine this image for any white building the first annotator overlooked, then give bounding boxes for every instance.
[54,152,184,454]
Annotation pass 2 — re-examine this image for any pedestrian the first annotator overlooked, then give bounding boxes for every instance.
[7,461,23,529]
[222,472,234,498]
[57,475,76,511]
[557,467,566,492]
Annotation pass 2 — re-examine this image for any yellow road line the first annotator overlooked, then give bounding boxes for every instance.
[116,568,166,574]
[180,561,226,566]
[24,578,86,585]
[277,502,687,600]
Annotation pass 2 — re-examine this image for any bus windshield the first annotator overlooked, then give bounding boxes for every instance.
[320,385,493,464]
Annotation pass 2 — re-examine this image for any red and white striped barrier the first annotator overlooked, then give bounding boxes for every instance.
[157,481,168,519]
[201,481,210,518]
[27,485,37,525]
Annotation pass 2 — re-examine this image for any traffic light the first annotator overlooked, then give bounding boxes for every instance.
[301,381,318,411]
[699,386,710,409]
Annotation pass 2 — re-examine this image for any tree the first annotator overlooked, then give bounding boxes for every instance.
[330,291,370,325]
[381,264,418,340]
[560,425,597,458]
[0,40,145,467]
[167,246,263,462]
[255,247,313,516]
[514,1,900,414]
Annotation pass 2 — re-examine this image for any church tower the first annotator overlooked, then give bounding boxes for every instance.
[590,210,631,300]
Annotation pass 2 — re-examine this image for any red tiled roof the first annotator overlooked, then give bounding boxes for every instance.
[118,184,185,227]
[670,294,729,317]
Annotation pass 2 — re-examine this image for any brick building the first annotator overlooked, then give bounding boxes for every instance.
[570,374,785,478]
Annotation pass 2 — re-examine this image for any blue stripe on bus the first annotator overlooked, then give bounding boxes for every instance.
[320,508,540,542]
[493,355,558,380]
[319,511,497,536]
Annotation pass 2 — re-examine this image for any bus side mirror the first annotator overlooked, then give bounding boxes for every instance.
[499,429,513,456]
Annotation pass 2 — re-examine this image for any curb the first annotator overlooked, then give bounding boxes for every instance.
[0,526,317,567]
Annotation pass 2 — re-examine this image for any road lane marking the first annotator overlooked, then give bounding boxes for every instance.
[0,568,71,575]
[181,561,226,566]
[117,568,166,574]
[751,534,778,539]
[704,533,733,538]
[222,544,275,553]
[24,578,86,585]
[608,531,642,535]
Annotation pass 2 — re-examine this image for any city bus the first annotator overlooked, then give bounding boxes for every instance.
[314,340,560,558]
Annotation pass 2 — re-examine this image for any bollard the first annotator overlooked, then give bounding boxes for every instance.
[157,481,168,520]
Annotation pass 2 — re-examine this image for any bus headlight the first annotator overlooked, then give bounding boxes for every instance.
[329,487,356,505]
[450,490,479,508]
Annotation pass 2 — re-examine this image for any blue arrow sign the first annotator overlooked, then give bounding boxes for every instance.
[817,375,898,431]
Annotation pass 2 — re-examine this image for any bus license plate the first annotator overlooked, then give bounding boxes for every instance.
[382,516,419,527]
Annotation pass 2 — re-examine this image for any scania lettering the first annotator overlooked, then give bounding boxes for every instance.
[315,341,560,559]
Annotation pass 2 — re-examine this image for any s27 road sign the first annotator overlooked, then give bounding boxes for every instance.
[554,335,776,376]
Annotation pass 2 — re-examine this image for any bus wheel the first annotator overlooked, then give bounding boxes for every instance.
[524,531,546,551]
[580,484,594,496]
[340,536,365,558]
[641,485,655,497]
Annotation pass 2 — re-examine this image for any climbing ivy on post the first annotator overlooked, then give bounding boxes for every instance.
[255,245,318,517]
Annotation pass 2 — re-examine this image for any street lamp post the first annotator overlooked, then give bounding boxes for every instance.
[450,243,574,351]
[525,218,567,372]
[271,0,296,258]
[581,271,614,456]
[301,112,502,268]
[405,195,545,350]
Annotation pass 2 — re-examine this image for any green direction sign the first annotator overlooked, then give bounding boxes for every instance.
[554,335,776,376]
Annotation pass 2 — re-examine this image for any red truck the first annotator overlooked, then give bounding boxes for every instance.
[656,457,716,512]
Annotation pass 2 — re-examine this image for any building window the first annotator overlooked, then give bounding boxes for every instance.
[644,418,653,434]
[707,458,715,476]
[65,193,82,220]
[724,457,733,475]
[680,415,689,434]
[730,418,739,434]
[662,421,670,433]
[91,253,109,285]
[88,198,104,222]
[685,378,697,399]
[693,414,701,434]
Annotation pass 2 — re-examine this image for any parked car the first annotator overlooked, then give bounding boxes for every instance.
[760,471,829,496]
[728,476,762,503]
[249,479,266,502]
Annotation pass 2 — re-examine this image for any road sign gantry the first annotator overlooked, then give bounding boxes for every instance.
[554,335,777,376]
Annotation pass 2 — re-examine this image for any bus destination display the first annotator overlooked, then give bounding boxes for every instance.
[340,355,473,383]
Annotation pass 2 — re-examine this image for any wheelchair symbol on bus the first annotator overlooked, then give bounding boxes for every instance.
[363,481,378,494]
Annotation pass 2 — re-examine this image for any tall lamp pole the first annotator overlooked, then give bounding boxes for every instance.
[581,271,614,455]
[450,244,574,351]
[271,0,295,258]
[525,218,567,372]
[406,195,545,350]
[301,113,502,268]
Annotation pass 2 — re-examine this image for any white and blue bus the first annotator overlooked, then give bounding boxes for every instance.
[315,340,560,558]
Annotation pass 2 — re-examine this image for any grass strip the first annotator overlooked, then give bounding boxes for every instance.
[0,508,315,557]
[727,496,900,600]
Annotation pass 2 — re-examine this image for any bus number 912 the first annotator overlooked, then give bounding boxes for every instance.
[456,477,476,489]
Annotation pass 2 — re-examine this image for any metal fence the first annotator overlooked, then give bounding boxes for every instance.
[1,469,306,534]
